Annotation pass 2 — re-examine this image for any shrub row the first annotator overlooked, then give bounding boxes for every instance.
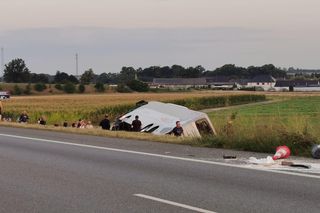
[8,83,106,95]
[171,94,266,110]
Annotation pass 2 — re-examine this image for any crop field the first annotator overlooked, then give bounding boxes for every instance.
[1,91,320,156]
[209,96,320,136]
[2,91,257,124]
[206,96,320,156]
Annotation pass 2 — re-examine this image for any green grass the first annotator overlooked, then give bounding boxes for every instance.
[206,96,320,156]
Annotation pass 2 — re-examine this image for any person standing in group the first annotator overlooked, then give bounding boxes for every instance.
[99,114,110,130]
[170,121,184,137]
[131,115,142,132]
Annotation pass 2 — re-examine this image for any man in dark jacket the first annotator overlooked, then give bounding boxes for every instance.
[170,121,184,136]
[99,114,110,130]
[131,115,142,132]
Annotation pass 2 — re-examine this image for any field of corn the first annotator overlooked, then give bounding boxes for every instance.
[1,91,320,157]
[1,91,264,124]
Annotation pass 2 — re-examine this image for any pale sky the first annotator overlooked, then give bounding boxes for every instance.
[1,0,320,74]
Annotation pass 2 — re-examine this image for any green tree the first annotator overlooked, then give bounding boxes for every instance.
[55,84,63,90]
[126,80,149,92]
[3,58,31,83]
[34,83,47,92]
[30,73,49,83]
[54,71,79,84]
[13,84,22,95]
[171,65,186,77]
[68,75,80,84]
[96,72,120,84]
[212,64,247,78]
[116,83,132,93]
[119,67,136,83]
[63,82,76,93]
[24,84,32,95]
[80,68,95,85]
[54,71,69,84]
[78,84,85,93]
[94,82,105,92]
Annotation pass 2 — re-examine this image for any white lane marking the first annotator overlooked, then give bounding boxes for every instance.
[0,133,320,180]
[134,194,217,213]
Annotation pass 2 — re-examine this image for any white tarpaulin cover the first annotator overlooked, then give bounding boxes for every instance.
[120,101,216,137]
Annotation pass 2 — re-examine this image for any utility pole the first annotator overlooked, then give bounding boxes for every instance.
[75,53,79,76]
[1,47,4,79]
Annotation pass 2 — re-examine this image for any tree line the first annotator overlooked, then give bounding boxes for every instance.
[4,58,308,92]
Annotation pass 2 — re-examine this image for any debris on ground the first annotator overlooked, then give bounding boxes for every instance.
[281,161,311,169]
[223,155,237,159]
[248,156,275,165]
[243,156,319,174]
[281,161,294,166]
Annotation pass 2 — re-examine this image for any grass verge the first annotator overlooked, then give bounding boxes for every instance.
[206,96,320,157]
[0,122,188,145]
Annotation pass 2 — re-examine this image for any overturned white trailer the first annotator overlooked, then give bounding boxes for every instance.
[120,101,216,137]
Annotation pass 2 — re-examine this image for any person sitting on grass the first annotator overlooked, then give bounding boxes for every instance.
[79,119,87,128]
[77,119,82,128]
[99,114,110,130]
[86,121,93,129]
[37,116,46,125]
[170,121,184,137]
[63,120,68,127]
[112,116,121,131]
[18,111,29,123]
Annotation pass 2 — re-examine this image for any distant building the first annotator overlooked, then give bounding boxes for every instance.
[150,75,320,92]
[275,80,320,91]
[151,77,239,90]
[246,75,276,90]
[206,76,239,89]
[151,78,208,89]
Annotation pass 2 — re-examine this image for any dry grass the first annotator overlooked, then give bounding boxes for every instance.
[0,121,188,144]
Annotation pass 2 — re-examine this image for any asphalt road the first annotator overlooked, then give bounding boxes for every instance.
[0,126,319,213]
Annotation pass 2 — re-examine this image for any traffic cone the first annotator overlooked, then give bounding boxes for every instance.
[272,146,291,160]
